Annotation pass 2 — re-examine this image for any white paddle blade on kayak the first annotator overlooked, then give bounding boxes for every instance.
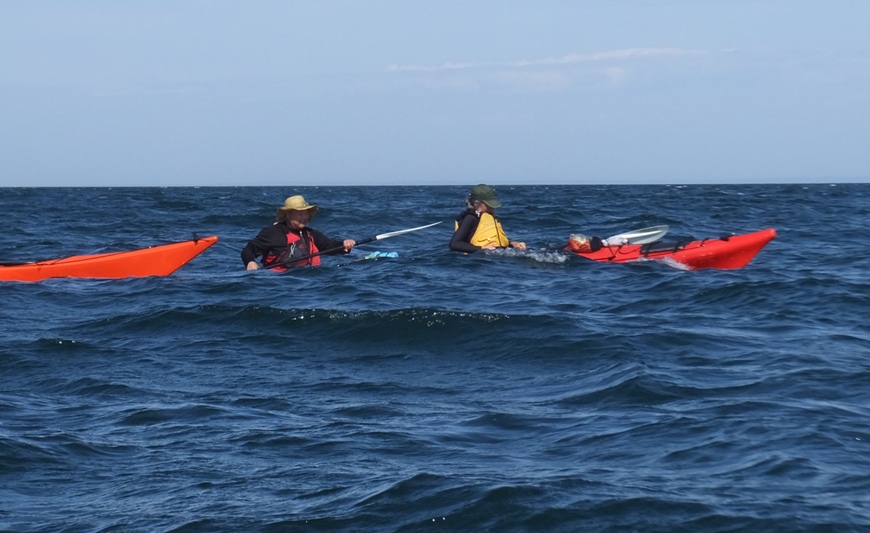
[373,221,443,241]
[605,225,669,245]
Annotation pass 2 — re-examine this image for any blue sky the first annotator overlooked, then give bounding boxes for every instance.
[2,1,868,186]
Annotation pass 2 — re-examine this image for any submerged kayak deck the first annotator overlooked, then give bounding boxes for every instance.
[568,228,776,270]
[0,235,218,282]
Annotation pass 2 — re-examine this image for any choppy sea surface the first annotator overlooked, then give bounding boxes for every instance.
[1,184,869,532]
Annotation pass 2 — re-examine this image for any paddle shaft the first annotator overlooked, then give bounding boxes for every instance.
[263,221,442,270]
[264,236,374,270]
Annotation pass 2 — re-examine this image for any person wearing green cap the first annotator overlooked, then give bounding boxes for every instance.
[241,195,355,271]
[449,184,526,253]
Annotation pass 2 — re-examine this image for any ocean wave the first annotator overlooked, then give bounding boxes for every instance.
[80,305,578,345]
[4,184,870,532]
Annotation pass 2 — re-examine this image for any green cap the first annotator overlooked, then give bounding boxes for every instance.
[469,184,502,208]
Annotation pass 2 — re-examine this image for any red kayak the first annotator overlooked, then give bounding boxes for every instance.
[567,228,776,270]
[0,235,218,282]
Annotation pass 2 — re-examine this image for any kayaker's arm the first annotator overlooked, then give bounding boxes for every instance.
[449,215,483,253]
[241,225,286,268]
[309,229,353,255]
[241,243,260,268]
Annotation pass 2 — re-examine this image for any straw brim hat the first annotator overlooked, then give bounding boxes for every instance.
[276,195,319,221]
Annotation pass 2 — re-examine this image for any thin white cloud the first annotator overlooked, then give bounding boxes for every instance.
[492,71,571,91]
[388,47,708,73]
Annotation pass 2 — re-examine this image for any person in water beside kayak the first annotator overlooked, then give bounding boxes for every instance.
[449,184,526,253]
[241,195,355,270]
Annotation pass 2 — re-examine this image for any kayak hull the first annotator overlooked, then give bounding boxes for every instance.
[0,236,218,282]
[568,229,776,270]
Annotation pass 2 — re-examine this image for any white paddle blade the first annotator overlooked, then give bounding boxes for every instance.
[374,221,443,241]
[605,225,669,245]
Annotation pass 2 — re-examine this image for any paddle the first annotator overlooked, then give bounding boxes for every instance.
[604,225,669,245]
[264,221,443,270]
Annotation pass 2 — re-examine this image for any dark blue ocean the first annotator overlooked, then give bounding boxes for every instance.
[2,184,869,532]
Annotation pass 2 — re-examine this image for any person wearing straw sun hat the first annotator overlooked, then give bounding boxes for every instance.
[241,195,355,270]
[449,184,526,253]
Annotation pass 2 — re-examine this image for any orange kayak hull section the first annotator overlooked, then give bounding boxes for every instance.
[568,229,776,271]
[0,236,218,282]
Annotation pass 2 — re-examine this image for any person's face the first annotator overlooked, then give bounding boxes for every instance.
[475,201,492,214]
[287,209,311,229]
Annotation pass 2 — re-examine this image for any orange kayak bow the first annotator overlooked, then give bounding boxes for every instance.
[0,235,218,282]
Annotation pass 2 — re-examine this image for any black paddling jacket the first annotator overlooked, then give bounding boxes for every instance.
[449,209,483,253]
[241,220,347,267]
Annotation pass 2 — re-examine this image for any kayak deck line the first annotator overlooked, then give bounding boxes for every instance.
[0,235,219,282]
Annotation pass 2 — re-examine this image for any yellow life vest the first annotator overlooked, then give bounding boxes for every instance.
[469,212,510,248]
